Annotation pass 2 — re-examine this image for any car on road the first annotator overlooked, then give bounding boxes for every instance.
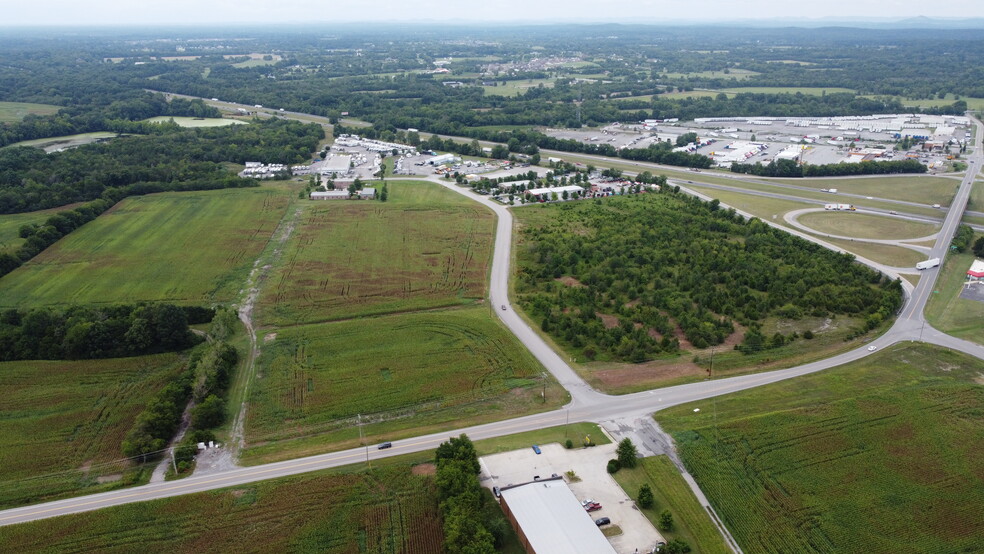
[378,442,393,449]
[532,444,541,454]
[867,345,877,352]
[594,517,611,526]
[501,304,507,311]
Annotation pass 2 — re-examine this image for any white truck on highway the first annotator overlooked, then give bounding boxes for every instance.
[824,203,856,211]
[916,258,940,270]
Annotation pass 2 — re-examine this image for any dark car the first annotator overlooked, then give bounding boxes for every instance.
[378,442,393,449]
[493,486,501,498]
[594,517,611,526]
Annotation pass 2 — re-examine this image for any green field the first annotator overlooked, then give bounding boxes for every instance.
[0,101,61,123]
[0,187,289,309]
[8,131,119,152]
[143,116,247,127]
[256,180,493,326]
[612,456,731,554]
[482,79,555,97]
[663,69,760,80]
[771,176,959,206]
[244,306,557,463]
[658,90,729,100]
[721,86,856,95]
[823,238,928,269]
[0,203,83,254]
[686,184,814,220]
[655,343,984,554]
[0,465,444,553]
[797,211,938,239]
[969,180,984,212]
[924,250,984,344]
[897,95,984,111]
[0,354,185,509]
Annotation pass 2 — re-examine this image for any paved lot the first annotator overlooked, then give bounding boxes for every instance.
[480,442,665,554]
[959,280,984,302]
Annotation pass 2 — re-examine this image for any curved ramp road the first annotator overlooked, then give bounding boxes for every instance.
[1,109,981,529]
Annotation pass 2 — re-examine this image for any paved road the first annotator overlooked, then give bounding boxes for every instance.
[3,102,980,529]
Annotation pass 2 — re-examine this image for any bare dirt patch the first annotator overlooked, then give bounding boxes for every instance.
[263,332,277,343]
[412,463,437,476]
[596,312,620,329]
[974,373,984,385]
[556,276,586,288]
[591,359,701,389]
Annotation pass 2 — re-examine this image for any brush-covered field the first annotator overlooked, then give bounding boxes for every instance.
[655,343,984,554]
[0,465,443,553]
[0,187,289,308]
[256,180,493,326]
[0,203,83,254]
[0,354,186,509]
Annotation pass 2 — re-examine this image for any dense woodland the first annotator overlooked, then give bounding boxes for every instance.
[516,190,902,362]
[0,303,211,361]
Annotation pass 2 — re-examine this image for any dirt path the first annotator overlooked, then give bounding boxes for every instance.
[220,206,302,466]
[149,400,195,483]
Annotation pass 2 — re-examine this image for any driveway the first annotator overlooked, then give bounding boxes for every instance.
[480,442,665,554]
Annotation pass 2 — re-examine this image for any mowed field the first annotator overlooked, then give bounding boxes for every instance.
[770,176,960,206]
[0,101,61,123]
[925,250,984,345]
[656,343,984,553]
[0,354,186,509]
[244,306,554,463]
[0,187,289,308]
[256,180,493,326]
[0,466,443,553]
[797,211,938,240]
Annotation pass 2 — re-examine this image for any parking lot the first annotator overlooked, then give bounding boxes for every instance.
[480,442,665,554]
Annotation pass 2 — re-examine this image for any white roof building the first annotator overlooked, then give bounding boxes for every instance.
[310,191,349,200]
[499,479,616,554]
[527,185,584,197]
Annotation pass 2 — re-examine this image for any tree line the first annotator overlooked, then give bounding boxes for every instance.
[516,190,902,363]
[0,303,211,361]
[730,158,927,178]
[435,435,509,553]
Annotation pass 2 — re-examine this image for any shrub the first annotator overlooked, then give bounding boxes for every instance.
[638,484,654,509]
[659,510,674,531]
[565,439,574,449]
[607,459,621,474]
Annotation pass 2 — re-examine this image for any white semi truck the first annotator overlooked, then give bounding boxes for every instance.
[915,258,941,270]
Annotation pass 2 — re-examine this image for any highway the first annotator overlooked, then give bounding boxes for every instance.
[1,103,980,530]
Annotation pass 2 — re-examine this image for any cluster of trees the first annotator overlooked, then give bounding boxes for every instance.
[0,199,111,279]
[123,312,239,464]
[973,236,984,258]
[435,435,508,553]
[0,303,209,361]
[0,117,323,214]
[952,224,975,253]
[730,158,927,178]
[517,190,902,362]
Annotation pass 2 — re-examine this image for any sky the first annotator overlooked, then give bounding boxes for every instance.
[3,0,984,26]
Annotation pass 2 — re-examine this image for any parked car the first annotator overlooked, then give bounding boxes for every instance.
[378,442,393,449]
[594,517,611,526]
[585,503,602,512]
[532,444,541,455]
[493,486,501,498]
[580,499,595,507]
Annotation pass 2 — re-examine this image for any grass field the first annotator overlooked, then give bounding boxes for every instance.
[612,456,731,554]
[969,180,984,212]
[658,90,729,100]
[924,250,984,344]
[685,184,814,220]
[0,354,186,509]
[797,212,938,239]
[655,343,984,554]
[8,131,119,152]
[822,238,928,269]
[770,176,959,206]
[143,116,247,127]
[0,465,444,553]
[662,69,760,80]
[0,203,83,254]
[0,101,61,123]
[256,180,493,326]
[721,86,856,95]
[482,78,554,97]
[243,306,558,463]
[897,95,984,111]
[0,187,290,309]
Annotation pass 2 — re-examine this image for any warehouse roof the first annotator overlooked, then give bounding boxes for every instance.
[500,479,615,554]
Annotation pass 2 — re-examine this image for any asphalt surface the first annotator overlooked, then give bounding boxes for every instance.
[2,102,981,529]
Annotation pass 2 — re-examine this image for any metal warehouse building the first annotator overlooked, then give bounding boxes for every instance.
[499,478,616,554]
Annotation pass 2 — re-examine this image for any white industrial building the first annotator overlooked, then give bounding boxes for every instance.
[310,191,349,200]
[428,153,457,165]
[499,479,616,554]
[527,185,584,198]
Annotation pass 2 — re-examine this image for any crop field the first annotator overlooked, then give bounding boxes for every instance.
[0,465,443,553]
[924,251,984,345]
[0,187,289,309]
[143,116,247,127]
[244,306,554,463]
[797,212,938,240]
[256,180,493,326]
[0,354,185,509]
[771,176,959,206]
[612,456,731,554]
[655,343,984,554]
[0,203,83,254]
[0,101,61,123]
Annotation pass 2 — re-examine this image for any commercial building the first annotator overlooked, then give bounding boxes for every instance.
[498,478,616,554]
[428,153,457,165]
[527,185,584,199]
[310,191,349,200]
[967,259,984,282]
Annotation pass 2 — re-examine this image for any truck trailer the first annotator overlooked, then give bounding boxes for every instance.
[824,204,856,211]
[915,258,941,270]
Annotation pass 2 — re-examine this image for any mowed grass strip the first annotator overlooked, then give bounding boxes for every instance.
[0,354,185,509]
[797,211,938,240]
[257,180,493,326]
[0,466,444,553]
[769,176,959,206]
[612,456,731,554]
[822,238,928,269]
[244,306,552,463]
[656,343,984,554]
[924,250,984,344]
[0,187,289,308]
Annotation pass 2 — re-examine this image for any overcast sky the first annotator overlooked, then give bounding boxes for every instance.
[3,0,983,26]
